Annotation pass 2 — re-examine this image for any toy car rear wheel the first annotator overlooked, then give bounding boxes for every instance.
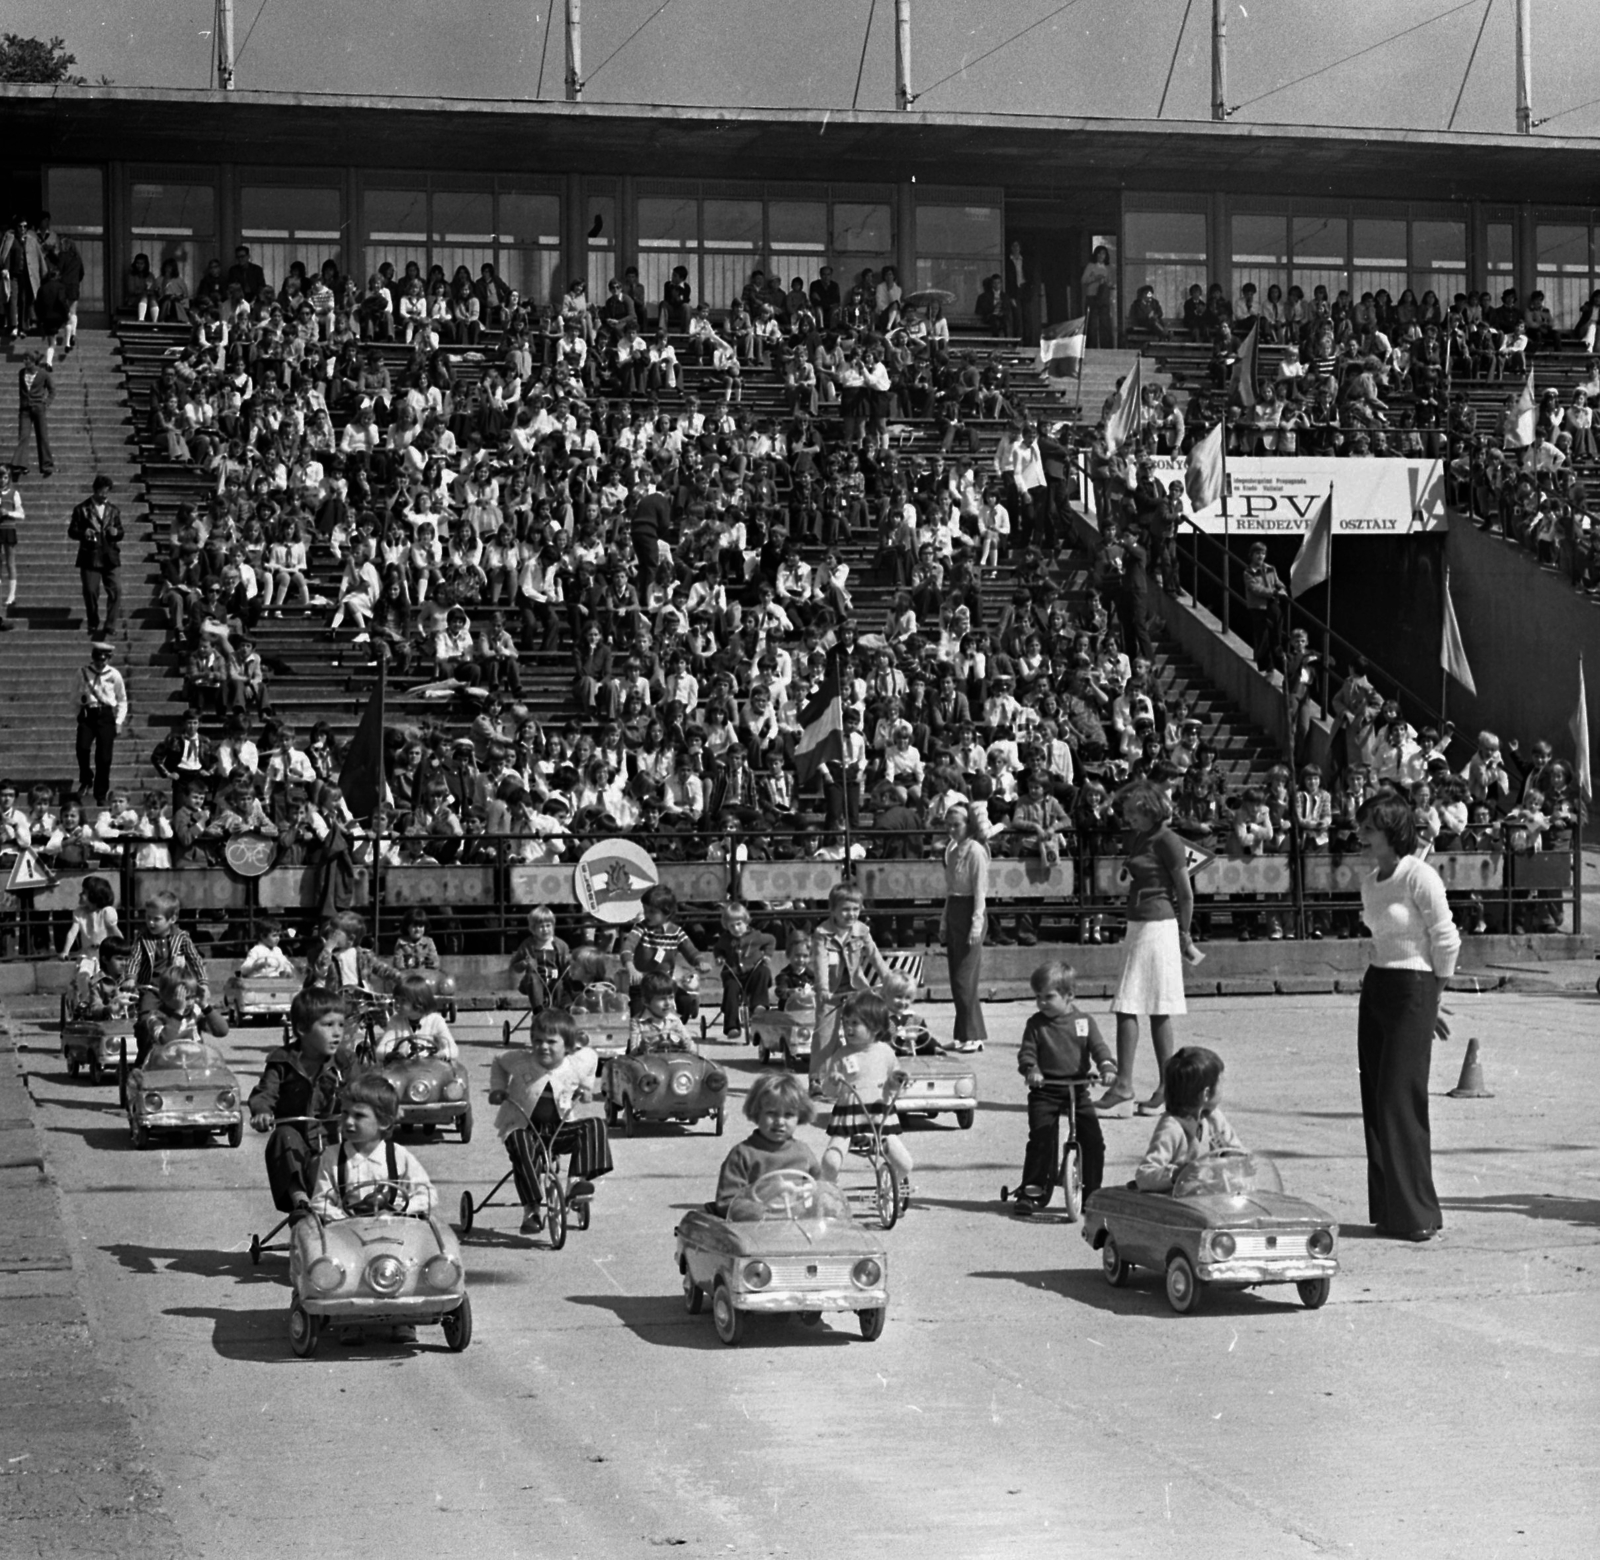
[543,1175,568,1250]
[1164,1252,1206,1314]
[621,1102,637,1139]
[1062,1145,1084,1223]
[227,1120,244,1148]
[88,1057,104,1086]
[713,1106,725,1137]
[858,1307,887,1342]
[441,1294,473,1352]
[130,1119,150,1151]
[711,1281,743,1346]
[682,1272,704,1314]
[1101,1234,1131,1287]
[288,1298,320,1358]
[873,1160,902,1231]
[457,1108,473,1144]
[1296,1276,1332,1310]
[955,1109,975,1130]
[458,1191,475,1235]
[66,1053,80,1078]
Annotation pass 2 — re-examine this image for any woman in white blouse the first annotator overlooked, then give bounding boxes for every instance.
[1356,793,1461,1242]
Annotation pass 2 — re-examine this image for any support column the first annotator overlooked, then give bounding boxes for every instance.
[216,0,235,90]
[1211,0,1228,121]
[896,182,916,302]
[564,172,585,297]
[894,0,912,112]
[566,0,583,102]
[1514,0,1532,134]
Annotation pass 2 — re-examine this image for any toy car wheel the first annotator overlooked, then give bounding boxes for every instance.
[87,1057,103,1086]
[458,1191,475,1235]
[502,1020,511,1047]
[798,1310,822,1327]
[621,1102,637,1139]
[457,1108,473,1144]
[59,993,71,1031]
[543,1176,568,1250]
[1101,1234,1131,1287]
[441,1294,473,1352]
[858,1307,887,1342]
[227,1120,244,1148]
[1062,1145,1084,1223]
[873,1160,902,1231]
[711,1281,744,1346]
[574,1198,591,1232]
[955,1109,975,1130]
[288,1297,320,1359]
[66,1054,80,1078]
[713,1106,725,1137]
[1296,1276,1332,1310]
[682,1272,704,1314]
[130,1119,150,1151]
[999,1184,1010,1202]
[249,1234,263,1266]
[1164,1252,1206,1314]
[604,1098,619,1127]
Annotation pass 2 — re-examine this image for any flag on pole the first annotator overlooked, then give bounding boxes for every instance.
[1038,317,1086,381]
[338,657,388,821]
[1289,491,1333,598]
[1573,655,1593,801]
[1185,421,1224,511]
[1229,318,1260,409]
[791,653,845,790]
[1506,370,1536,448]
[1439,566,1476,696]
[1103,356,1142,454]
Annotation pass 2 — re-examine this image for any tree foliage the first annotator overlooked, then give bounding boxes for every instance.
[0,35,88,86]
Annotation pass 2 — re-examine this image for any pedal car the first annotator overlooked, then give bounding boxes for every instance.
[567,980,632,1064]
[605,1047,728,1135]
[60,987,136,1084]
[221,975,301,1026]
[287,1190,471,1357]
[675,1170,889,1345]
[1082,1152,1339,1315]
[891,1042,977,1130]
[361,1038,473,1142]
[122,1039,246,1150]
[749,997,815,1070]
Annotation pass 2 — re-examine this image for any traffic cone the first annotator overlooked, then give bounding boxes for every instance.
[1447,1038,1493,1099]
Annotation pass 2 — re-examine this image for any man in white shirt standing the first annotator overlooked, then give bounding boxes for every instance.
[76,640,127,806]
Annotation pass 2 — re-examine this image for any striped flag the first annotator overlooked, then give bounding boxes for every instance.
[1185,421,1224,511]
[1439,566,1476,696]
[1289,491,1333,598]
[791,653,845,790]
[1103,356,1142,454]
[1573,655,1592,801]
[1039,317,1086,380]
[1506,370,1536,448]
[1229,318,1260,408]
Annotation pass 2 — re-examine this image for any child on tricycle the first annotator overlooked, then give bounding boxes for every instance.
[249,986,348,1217]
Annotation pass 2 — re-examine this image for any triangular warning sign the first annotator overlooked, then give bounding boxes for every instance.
[6,848,54,892]
[1180,840,1215,877]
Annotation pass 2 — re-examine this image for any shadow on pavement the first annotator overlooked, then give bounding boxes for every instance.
[102,1241,282,1284]
[45,1124,141,1151]
[970,1266,1309,1316]
[566,1293,857,1349]
[165,1305,440,1362]
[1440,1192,1600,1228]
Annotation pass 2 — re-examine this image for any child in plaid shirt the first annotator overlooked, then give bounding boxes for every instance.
[122,889,210,1014]
[627,973,698,1054]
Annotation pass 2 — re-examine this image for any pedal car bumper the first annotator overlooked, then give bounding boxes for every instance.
[300,1294,465,1322]
[138,1109,242,1130]
[735,1287,887,1314]
[896,1089,970,1113]
[1197,1256,1338,1285]
[396,1102,469,1126]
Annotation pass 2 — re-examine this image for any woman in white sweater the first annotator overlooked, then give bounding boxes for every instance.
[1357,793,1461,1242]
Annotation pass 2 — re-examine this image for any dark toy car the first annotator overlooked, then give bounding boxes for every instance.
[604,1047,728,1135]
[362,1041,473,1142]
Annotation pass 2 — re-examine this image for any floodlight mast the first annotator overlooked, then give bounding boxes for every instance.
[1514,0,1532,133]
[216,0,235,90]
[895,0,912,111]
[1211,0,1227,121]
[566,0,583,102]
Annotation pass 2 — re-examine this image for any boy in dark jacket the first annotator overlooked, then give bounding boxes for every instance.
[1014,960,1116,1214]
[711,900,775,1039]
[248,986,347,1214]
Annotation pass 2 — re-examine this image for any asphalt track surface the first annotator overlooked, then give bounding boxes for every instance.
[15,991,1600,1560]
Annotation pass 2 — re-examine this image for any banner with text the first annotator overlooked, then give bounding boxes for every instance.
[1142,456,1445,535]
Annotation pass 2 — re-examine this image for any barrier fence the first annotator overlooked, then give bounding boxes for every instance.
[1,825,1580,959]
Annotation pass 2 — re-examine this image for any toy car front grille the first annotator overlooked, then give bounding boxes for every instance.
[760,1259,857,1293]
[1224,1233,1295,1259]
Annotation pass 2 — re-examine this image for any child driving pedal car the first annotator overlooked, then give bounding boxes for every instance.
[712,1072,820,1216]
[1135,1046,1243,1192]
[309,1073,436,1222]
[488,1009,614,1234]
[627,972,698,1055]
[375,973,459,1061]
[249,986,348,1218]
[1013,960,1116,1215]
[133,970,229,1066]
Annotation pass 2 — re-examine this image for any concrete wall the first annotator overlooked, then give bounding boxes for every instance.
[1444,519,1600,770]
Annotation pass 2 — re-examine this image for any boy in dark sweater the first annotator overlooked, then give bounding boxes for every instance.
[248,986,347,1215]
[711,900,775,1038]
[1014,960,1116,1215]
[711,1072,820,1215]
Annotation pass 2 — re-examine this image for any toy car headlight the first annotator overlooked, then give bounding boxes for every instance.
[217,1089,238,1110]
[143,1092,163,1111]
[1307,1228,1335,1257]
[670,1071,693,1096]
[306,1257,345,1293]
[365,1255,406,1295]
[406,1079,432,1103]
[442,1078,466,1101]
[851,1259,882,1289]
[637,1073,660,1093]
[955,1078,976,1097]
[703,1071,726,1093]
[435,976,456,997]
[1210,1232,1237,1259]
[422,1255,461,1291]
[742,1260,771,1289]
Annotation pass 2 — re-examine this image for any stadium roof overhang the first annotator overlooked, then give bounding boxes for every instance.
[3,84,1596,203]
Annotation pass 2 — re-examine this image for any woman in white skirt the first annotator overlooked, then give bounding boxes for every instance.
[1096,780,1196,1116]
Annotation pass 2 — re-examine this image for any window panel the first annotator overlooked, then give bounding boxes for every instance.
[833,202,892,253]
[242,186,341,238]
[499,248,561,311]
[1124,210,1206,262]
[498,192,561,247]
[432,190,494,242]
[769,251,825,291]
[915,204,1001,257]
[363,189,427,242]
[768,200,826,250]
[45,167,104,232]
[1486,221,1515,275]
[1230,214,1287,264]
[703,253,759,311]
[130,182,215,237]
[914,256,990,315]
[1125,260,1206,319]
[1535,223,1591,327]
[638,196,699,246]
[703,198,762,248]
